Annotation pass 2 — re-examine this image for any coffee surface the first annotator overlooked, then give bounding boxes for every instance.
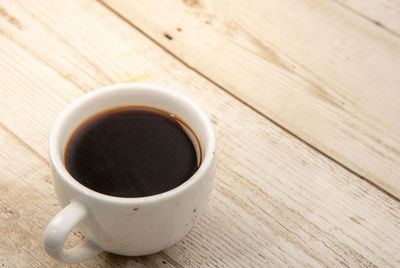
[65,106,199,197]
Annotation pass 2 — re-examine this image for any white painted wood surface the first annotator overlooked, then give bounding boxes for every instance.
[102,0,400,199]
[0,0,399,266]
[334,0,400,35]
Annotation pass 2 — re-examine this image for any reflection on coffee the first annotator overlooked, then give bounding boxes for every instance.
[65,106,200,197]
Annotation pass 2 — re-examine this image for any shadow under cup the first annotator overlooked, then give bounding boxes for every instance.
[47,83,216,261]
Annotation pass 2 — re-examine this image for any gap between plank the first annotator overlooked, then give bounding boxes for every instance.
[332,0,400,38]
[0,122,47,164]
[97,0,400,204]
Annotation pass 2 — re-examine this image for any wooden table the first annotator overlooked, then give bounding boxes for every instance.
[1,0,399,266]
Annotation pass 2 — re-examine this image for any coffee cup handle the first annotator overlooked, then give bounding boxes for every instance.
[43,202,103,264]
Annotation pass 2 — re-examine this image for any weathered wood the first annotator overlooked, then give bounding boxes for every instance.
[0,0,399,266]
[101,0,400,199]
[334,0,400,36]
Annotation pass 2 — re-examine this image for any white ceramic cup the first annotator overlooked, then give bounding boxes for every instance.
[44,83,216,264]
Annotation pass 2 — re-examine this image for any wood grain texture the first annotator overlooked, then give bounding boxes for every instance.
[0,0,400,266]
[101,0,400,199]
[334,0,400,36]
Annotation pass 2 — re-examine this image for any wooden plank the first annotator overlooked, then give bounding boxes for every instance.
[0,0,400,266]
[101,0,400,199]
[334,0,400,36]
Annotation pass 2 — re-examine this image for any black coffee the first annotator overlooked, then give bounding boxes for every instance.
[65,106,200,197]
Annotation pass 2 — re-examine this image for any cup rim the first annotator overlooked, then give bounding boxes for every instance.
[49,83,216,205]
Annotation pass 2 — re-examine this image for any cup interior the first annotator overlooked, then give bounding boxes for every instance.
[50,83,215,200]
